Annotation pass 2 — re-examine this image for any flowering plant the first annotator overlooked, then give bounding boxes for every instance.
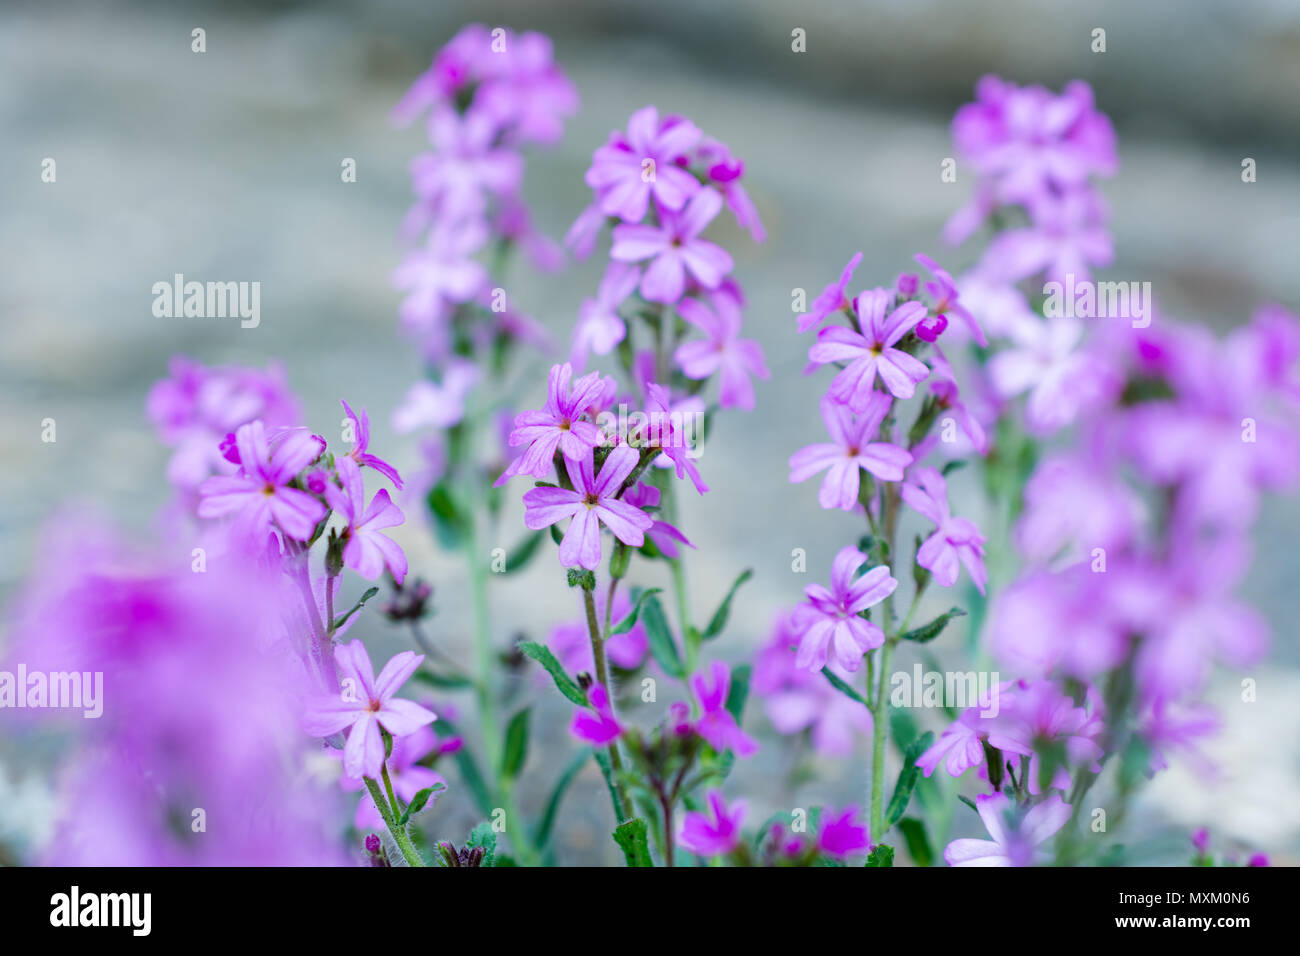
[4,25,1293,872]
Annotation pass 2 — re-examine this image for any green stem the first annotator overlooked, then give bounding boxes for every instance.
[364,775,425,866]
[869,638,895,841]
[583,584,630,820]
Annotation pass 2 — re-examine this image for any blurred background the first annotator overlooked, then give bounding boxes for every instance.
[2,0,1297,864]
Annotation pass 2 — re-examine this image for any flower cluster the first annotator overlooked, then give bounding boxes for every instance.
[565,105,768,410]
[389,23,578,498]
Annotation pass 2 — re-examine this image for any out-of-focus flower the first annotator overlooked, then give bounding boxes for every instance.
[570,683,622,745]
[675,288,770,410]
[818,806,872,859]
[943,792,1071,866]
[679,790,746,857]
[901,466,987,594]
[689,661,758,757]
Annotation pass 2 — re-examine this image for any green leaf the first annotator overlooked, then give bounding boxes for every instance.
[397,783,446,826]
[639,595,685,678]
[612,818,654,867]
[411,669,474,690]
[531,749,591,850]
[467,821,497,868]
[725,663,751,723]
[518,641,588,707]
[434,716,493,816]
[886,731,935,827]
[957,794,978,813]
[941,459,967,477]
[900,607,967,644]
[426,482,465,550]
[500,707,531,780]
[865,844,894,867]
[701,568,754,641]
[609,587,664,636]
[566,567,596,590]
[504,530,546,573]
[332,586,380,631]
[820,667,868,706]
[897,817,933,867]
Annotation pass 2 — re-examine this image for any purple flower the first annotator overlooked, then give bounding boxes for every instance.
[545,588,649,676]
[809,288,929,405]
[570,683,622,745]
[410,106,523,221]
[943,792,1071,867]
[674,289,770,410]
[496,362,609,484]
[325,457,408,585]
[901,466,987,594]
[679,790,746,857]
[690,661,758,757]
[197,420,327,543]
[914,253,988,347]
[341,400,403,489]
[522,444,653,570]
[339,725,446,830]
[818,806,872,859]
[148,356,301,492]
[799,252,862,334]
[636,383,709,494]
[302,641,437,780]
[623,481,695,559]
[392,217,489,355]
[391,360,480,435]
[789,391,912,510]
[611,188,733,304]
[792,547,897,671]
[982,190,1113,285]
[752,611,873,757]
[571,262,640,370]
[916,708,988,779]
[585,105,702,221]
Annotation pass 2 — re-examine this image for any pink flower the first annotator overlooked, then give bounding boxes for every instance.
[522,444,653,570]
[197,420,326,542]
[585,105,702,222]
[943,792,1071,867]
[391,360,480,435]
[635,383,708,494]
[392,217,489,355]
[793,547,897,672]
[679,790,746,857]
[571,262,640,370]
[690,661,758,757]
[789,391,912,510]
[799,252,862,334]
[809,288,929,405]
[496,362,609,484]
[901,466,987,594]
[622,481,695,559]
[325,457,408,585]
[338,725,446,830]
[818,806,872,859]
[988,314,1115,435]
[570,683,621,745]
[914,253,987,347]
[341,400,403,489]
[611,188,733,304]
[674,289,770,410]
[752,611,873,757]
[302,641,436,780]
